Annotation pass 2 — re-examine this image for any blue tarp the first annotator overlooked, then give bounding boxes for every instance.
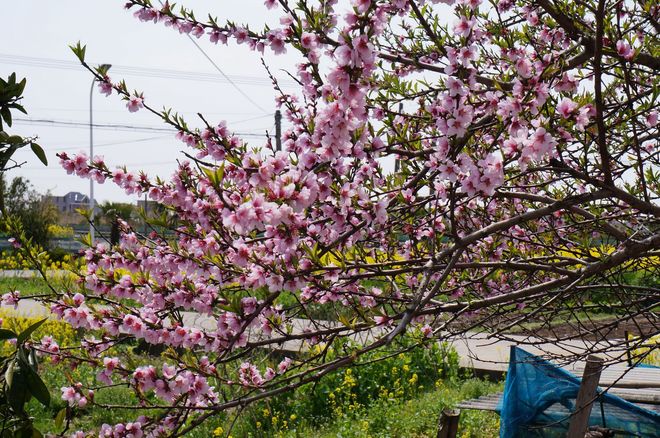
[499,347,660,437]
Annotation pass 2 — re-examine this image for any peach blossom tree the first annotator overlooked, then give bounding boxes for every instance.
[7,0,659,436]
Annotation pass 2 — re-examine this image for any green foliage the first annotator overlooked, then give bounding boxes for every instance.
[0,176,59,249]
[0,309,78,356]
[30,361,157,436]
[68,42,86,63]
[98,201,135,224]
[230,335,461,437]
[0,248,74,271]
[47,224,74,239]
[0,277,50,295]
[0,73,47,177]
[0,318,51,437]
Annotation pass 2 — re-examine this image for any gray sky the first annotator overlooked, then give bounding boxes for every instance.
[1,1,301,203]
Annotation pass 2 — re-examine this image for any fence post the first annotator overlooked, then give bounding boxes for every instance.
[567,355,604,438]
[437,409,460,438]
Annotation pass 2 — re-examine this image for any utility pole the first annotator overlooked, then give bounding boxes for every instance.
[89,77,95,245]
[89,64,111,245]
[143,192,148,236]
[274,110,282,152]
[395,103,403,173]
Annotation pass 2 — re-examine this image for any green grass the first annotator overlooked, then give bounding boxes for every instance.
[0,273,81,299]
[0,276,52,296]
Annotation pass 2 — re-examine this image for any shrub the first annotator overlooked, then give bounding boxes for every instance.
[0,309,77,355]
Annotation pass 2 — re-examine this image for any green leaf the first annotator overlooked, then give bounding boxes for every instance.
[17,318,47,344]
[54,408,66,429]
[12,103,27,115]
[0,329,17,340]
[7,135,24,145]
[77,231,92,247]
[7,364,28,413]
[30,143,48,165]
[69,41,87,62]
[0,107,11,127]
[24,366,50,407]
[97,64,111,76]
[17,78,26,96]
[5,360,15,389]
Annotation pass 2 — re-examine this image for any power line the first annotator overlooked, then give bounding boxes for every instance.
[28,109,272,126]
[0,53,296,88]
[14,117,269,137]
[183,35,270,113]
[30,107,269,116]
[23,159,179,170]
[50,135,172,151]
[151,0,270,113]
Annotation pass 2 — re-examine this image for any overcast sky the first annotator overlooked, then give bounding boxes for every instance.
[1,1,302,203]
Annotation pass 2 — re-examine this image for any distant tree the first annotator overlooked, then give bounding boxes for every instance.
[98,201,135,245]
[0,175,58,249]
[98,201,135,224]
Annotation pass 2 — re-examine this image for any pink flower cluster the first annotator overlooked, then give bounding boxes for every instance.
[132,363,216,405]
[1,290,20,309]
[61,383,94,408]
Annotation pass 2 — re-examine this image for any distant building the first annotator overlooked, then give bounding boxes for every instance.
[49,192,97,214]
[136,199,160,214]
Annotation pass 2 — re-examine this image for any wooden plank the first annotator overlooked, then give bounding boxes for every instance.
[458,388,660,412]
[567,355,604,438]
[566,365,660,388]
[608,388,660,404]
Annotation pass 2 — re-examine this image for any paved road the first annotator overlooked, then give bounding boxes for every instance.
[0,273,647,367]
[0,270,67,278]
[0,300,636,370]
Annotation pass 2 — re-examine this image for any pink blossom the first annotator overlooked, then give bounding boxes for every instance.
[334,44,354,67]
[191,25,204,38]
[515,57,533,78]
[300,32,318,50]
[98,80,113,96]
[421,325,433,338]
[126,96,144,112]
[277,357,292,374]
[239,362,265,387]
[616,40,634,60]
[1,291,20,309]
[556,97,578,119]
[353,0,371,14]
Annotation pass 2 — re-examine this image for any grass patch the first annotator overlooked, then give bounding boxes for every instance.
[0,276,51,296]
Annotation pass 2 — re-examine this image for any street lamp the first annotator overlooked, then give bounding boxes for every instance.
[89,64,111,245]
